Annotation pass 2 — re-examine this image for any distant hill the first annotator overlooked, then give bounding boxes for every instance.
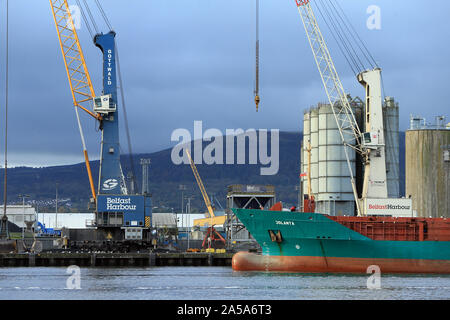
[0,131,406,212]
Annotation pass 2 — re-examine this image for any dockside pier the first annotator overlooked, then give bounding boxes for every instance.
[0,252,233,267]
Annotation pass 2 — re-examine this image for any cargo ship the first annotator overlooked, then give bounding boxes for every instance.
[231,208,450,274]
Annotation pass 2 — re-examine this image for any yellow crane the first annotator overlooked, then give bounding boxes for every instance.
[185,149,226,250]
[185,149,226,227]
[49,0,100,200]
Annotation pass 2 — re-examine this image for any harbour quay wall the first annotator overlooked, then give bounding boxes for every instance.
[0,252,233,267]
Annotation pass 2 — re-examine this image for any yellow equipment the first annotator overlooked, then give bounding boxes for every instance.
[49,0,99,200]
[185,149,226,227]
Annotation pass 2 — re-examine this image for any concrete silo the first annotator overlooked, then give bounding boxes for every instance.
[302,99,363,216]
[406,116,450,218]
[383,97,400,198]
[302,107,319,198]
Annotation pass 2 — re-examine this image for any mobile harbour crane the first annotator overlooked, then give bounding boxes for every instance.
[49,0,152,249]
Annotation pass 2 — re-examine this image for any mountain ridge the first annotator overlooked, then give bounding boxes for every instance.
[0,131,405,213]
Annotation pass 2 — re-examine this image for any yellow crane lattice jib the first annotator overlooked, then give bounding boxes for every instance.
[49,0,101,121]
[50,0,98,200]
[186,149,214,217]
[50,0,93,94]
[185,149,215,218]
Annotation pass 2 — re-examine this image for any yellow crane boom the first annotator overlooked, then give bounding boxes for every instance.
[49,0,98,200]
[185,149,226,227]
[185,149,214,218]
[50,0,100,120]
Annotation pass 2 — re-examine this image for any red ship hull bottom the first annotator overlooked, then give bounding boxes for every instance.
[232,251,450,274]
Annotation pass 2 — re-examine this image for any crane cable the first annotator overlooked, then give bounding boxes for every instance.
[75,0,94,39]
[314,1,358,75]
[314,0,378,76]
[2,0,9,226]
[320,0,365,72]
[82,0,99,34]
[317,1,389,108]
[316,0,363,75]
[254,0,260,112]
[331,0,378,69]
[116,43,139,194]
[94,0,113,31]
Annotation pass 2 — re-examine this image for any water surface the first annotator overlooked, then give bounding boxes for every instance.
[0,267,449,300]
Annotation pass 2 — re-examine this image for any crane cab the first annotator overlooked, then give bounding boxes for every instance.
[362,131,384,149]
[93,94,116,114]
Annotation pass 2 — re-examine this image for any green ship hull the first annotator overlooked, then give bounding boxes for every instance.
[231,209,450,273]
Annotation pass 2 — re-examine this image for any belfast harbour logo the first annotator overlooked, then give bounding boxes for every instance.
[102,178,119,191]
[170,121,280,176]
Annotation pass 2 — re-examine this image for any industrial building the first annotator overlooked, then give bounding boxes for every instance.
[301,96,400,216]
[1,205,37,230]
[225,184,276,245]
[406,116,450,218]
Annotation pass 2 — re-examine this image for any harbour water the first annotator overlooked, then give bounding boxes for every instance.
[0,266,449,300]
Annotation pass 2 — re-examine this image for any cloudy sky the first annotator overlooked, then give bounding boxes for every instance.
[0,0,449,167]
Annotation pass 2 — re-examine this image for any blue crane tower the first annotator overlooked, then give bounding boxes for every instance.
[93,31,152,240]
[49,2,153,247]
[94,32,122,195]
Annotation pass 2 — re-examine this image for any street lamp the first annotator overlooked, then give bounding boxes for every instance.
[295,185,302,212]
[184,195,194,250]
[18,194,30,239]
[55,183,59,229]
[179,185,187,244]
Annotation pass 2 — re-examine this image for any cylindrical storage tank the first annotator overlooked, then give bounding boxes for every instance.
[302,110,311,199]
[406,128,450,218]
[383,97,400,198]
[317,103,355,215]
[310,108,319,195]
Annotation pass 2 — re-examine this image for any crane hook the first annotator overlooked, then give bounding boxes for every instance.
[255,94,260,112]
